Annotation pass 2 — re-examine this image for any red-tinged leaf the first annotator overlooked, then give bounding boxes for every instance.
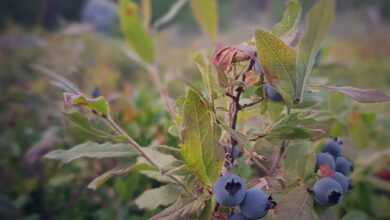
[376,170,390,181]
[319,164,335,177]
[63,93,110,116]
[324,86,390,103]
[212,44,257,73]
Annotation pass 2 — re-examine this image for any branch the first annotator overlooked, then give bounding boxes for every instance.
[239,97,264,110]
[269,140,289,176]
[105,115,189,193]
[123,48,176,119]
[152,0,189,30]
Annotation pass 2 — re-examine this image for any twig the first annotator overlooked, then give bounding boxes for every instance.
[239,97,264,110]
[123,48,176,119]
[152,0,189,30]
[105,115,189,193]
[248,133,267,141]
[269,140,289,176]
[146,65,176,119]
[251,156,269,175]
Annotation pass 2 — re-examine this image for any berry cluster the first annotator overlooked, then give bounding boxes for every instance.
[213,173,276,220]
[312,138,353,206]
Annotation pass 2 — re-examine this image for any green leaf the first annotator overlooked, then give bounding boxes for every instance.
[142,147,179,168]
[138,147,182,183]
[180,89,223,186]
[191,0,218,42]
[141,0,151,27]
[268,113,312,140]
[218,120,251,150]
[87,163,153,190]
[283,141,314,184]
[44,142,136,163]
[271,0,302,37]
[152,145,182,160]
[64,111,111,138]
[193,52,216,105]
[150,196,205,220]
[65,93,110,116]
[348,112,376,149]
[119,0,155,63]
[199,198,215,220]
[255,29,296,105]
[274,186,318,220]
[342,210,368,220]
[295,0,335,103]
[135,184,180,210]
[316,207,338,220]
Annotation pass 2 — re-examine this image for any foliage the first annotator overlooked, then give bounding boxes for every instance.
[1,0,390,220]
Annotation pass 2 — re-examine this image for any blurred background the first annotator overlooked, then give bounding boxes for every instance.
[1,0,390,219]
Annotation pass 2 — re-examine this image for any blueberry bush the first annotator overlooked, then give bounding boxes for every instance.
[41,0,390,219]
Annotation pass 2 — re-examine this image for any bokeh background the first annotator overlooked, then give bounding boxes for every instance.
[1,0,390,219]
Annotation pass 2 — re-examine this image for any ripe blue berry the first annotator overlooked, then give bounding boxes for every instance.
[240,188,273,219]
[315,153,336,171]
[332,172,352,193]
[322,139,342,158]
[265,84,283,102]
[335,157,353,176]
[229,213,249,220]
[313,177,343,206]
[82,0,118,34]
[213,173,246,207]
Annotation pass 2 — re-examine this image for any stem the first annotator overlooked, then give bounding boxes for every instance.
[239,97,264,110]
[227,75,245,166]
[146,65,176,120]
[122,49,175,119]
[105,115,189,193]
[270,140,289,176]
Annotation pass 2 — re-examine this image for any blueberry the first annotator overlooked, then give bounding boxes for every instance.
[91,87,101,98]
[265,84,283,102]
[332,172,351,193]
[315,153,336,171]
[335,157,353,176]
[82,0,118,34]
[240,188,273,219]
[213,173,246,207]
[313,177,343,206]
[322,138,342,158]
[229,212,249,220]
